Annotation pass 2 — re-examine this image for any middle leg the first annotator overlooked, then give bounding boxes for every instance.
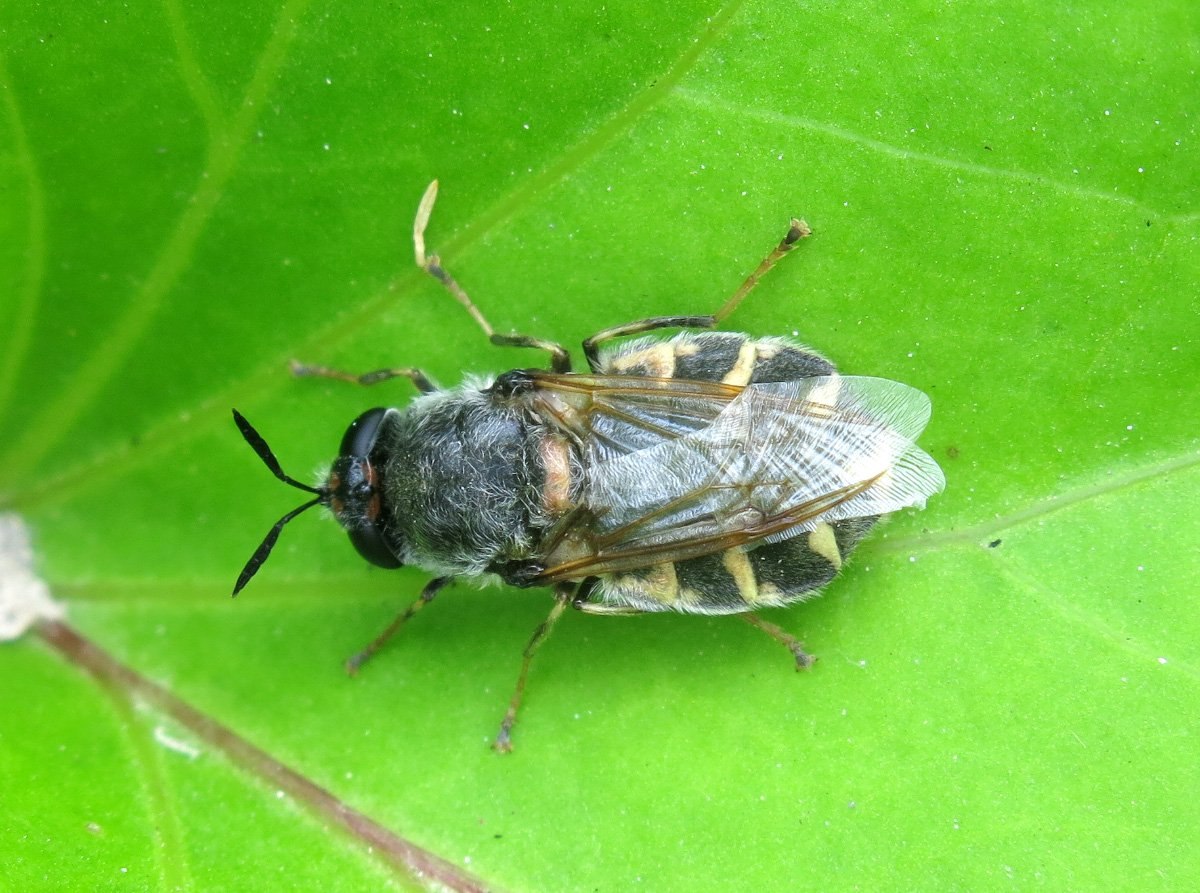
[414,181,573,373]
[493,584,574,752]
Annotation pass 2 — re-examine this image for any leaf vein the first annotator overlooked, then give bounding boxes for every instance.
[0,0,313,483]
[165,0,226,136]
[0,53,48,428]
[673,88,1188,222]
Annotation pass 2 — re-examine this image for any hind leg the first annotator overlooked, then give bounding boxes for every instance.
[581,218,812,371]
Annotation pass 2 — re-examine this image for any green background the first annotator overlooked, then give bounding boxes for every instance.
[2,1,1197,890]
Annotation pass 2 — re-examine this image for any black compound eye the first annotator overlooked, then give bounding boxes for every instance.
[339,407,390,458]
[349,525,402,568]
[331,408,403,570]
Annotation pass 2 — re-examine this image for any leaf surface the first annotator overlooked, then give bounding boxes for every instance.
[2,1,1197,889]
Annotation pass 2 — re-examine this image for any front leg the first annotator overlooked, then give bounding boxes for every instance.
[290,361,437,394]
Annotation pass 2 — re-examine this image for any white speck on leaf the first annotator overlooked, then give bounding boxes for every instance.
[153,726,201,759]
[0,513,63,641]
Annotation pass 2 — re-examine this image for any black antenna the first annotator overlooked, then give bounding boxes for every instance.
[232,409,327,597]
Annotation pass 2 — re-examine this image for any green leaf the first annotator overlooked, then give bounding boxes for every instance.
[2,0,1197,889]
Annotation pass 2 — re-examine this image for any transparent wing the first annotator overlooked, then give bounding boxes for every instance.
[536,375,945,582]
[526,372,741,459]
